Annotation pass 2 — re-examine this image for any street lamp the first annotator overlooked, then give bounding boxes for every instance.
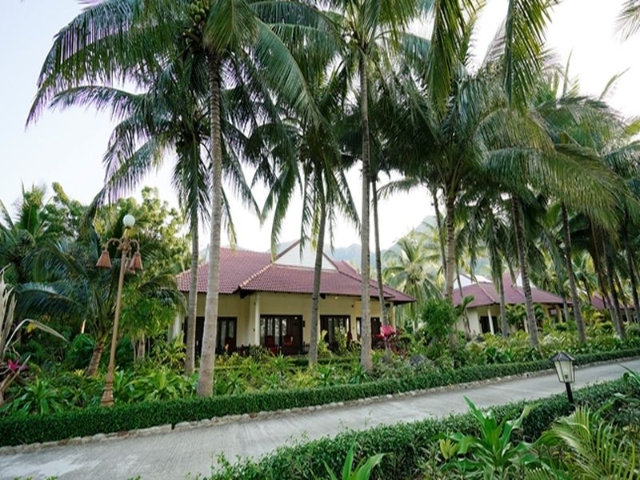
[96,214,143,406]
[551,351,575,407]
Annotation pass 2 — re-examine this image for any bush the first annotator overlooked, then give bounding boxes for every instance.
[205,379,633,480]
[1,348,638,447]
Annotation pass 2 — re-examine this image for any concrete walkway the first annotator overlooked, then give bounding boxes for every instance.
[1,358,639,480]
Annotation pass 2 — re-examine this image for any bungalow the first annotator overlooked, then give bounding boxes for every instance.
[172,242,415,355]
[452,272,566,335]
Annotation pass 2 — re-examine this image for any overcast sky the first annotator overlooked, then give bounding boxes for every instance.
[1,0,640,252]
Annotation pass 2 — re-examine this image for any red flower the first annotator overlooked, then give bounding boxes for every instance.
[7,359,26,373]
[380,325,395,338]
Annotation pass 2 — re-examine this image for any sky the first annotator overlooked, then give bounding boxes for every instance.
[1,0,640,252]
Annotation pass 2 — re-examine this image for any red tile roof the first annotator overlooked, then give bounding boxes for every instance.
[452,272,566,308]
[176,248,271,295]
[176,246,415,304]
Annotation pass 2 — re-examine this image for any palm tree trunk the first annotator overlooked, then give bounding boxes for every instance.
[456,265,471,339]
[444,192,458,347]
[561,203,586,344]
[498,273,508,337]
[511,197,539,348]
[622,216,640,323]
[185,203,199,375]
[309,181,326,367]
[372,178,391,361]
[86,341,104,377]
[444,192,456,301]
[359,54,372,372]
[197,54,223,397]
[432,189,446,281]
[136,334,146,362]
[604,241,626,339]
[615,272,632,324]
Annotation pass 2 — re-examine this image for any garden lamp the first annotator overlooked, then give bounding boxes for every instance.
[551,351,575,406]
[95,214,142,407]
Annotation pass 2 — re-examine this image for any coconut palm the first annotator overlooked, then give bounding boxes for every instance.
[0,186,54,287]
[383,227,441,328]
[47,43,262,374]
[22,212,185,376]
[28,0,328,395]
[317,0,420,370]
[253,66,358,366]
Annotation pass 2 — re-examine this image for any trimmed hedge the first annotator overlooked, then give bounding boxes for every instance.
[0,348,637,447]
[207,379,637,480]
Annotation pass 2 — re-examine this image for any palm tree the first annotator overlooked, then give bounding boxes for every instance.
[0,185,53,287]
[47,44,261,374]
[254,67,358,366]
[28,0,326,396]
[526,69,630,343]
[383,227,441,329]
[321,0,420,371]
[23,210,185,375]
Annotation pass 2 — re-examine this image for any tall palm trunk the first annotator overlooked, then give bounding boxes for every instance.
[185,202,199,375]
[444,192,456,301]
[511,197,539,348]
[456,265,471,339]
[444,192,458,347]
[615,273,632,324]
[309,181,326,367]
[591,223,613,317]
[498,273,508,337]
[197,55,223,397]
[359,54,372,372]
[561,203,586,344]
[604,241,626,339]
[622,216,640,323]
[432,189,446,280]
[372,177,391,361]
[86,341,104,377]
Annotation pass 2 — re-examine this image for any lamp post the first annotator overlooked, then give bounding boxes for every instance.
[551,351,575,407]
[96,214,143,407]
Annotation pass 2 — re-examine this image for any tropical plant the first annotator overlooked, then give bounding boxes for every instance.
[28,0,327,397]
[324,443,385,480]
[320,0,421,371]
[440,397,539,479]
[528,406,640,479]
[0,269,66,406]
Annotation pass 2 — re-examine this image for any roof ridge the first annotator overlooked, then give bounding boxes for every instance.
[475,281,498,304]
[239,261,273,288]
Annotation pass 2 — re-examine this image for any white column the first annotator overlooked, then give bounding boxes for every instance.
[253,293,261,345]
[168,314,182,341]
[487,309,495,335]
[390,303,396,328]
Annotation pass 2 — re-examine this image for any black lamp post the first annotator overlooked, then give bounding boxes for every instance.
[551,351,575,407]
[96,214,143,407]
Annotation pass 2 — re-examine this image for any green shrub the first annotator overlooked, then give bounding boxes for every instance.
[204,379,631,480]
[1,348,638,447]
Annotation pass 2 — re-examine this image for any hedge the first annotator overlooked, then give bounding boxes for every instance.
[207,378,637,480]
[0,348,637,447]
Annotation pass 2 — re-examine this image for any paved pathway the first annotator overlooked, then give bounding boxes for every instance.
[1,359,639,480]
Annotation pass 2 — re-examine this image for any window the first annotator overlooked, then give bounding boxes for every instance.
[479,316,498,335]
[356,317,381,340]
[320,315,351,347]
[217,317,237,354]
[184,316,236,356]
[260,315,302,354]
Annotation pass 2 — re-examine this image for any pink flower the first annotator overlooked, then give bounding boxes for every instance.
[380,325,395,338]
[7,359,26,373]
